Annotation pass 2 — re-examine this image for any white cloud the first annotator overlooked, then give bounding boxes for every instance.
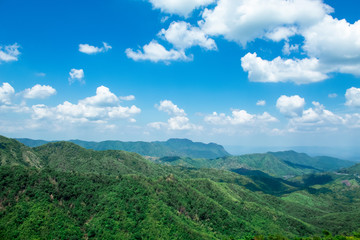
[302,16,360,75]
[344,113,360,129]
[265,27,298,42]
[240,15,360,83]
[68,69,85,84]
[149,116,202,131]
[148,0,215,17]
[125,40,191,63]
[200,0,332,46]
[140,0,360,83]
[23,84,56,99]
[120,95,135,101]
[157,100,186,116]
[282,42,299,56]
[288,101,344,132]
[148,121,166,130]
[149,100,201,130]
[205,110,277,125]
[79,42,112,54]
[256,100,266,106]
[80,86,118,106]
[35,72,46,77]
[0,82,15,105]
[108,105,141,119]
[345,87,360,107]
[0,43,21,63]
[241,53,328,84]
[161,16,170,23]
[276,95,305,117]
[328,93,338,98]
[158,21,217,50]
[31,86,140,124]
[168,116,202,130]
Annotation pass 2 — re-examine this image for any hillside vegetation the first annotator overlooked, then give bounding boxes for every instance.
[1,135,360,239]
[154,151,354,178]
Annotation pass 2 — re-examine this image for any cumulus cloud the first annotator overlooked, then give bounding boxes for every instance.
[345,87,360,107]
[168,116,202,130]
[241,53,328,84]
[240,14,360,82]
[256,100,266,106]
[282,42,299,56]
[0,83,15,105]
[126,40,191,63]
[265,27,298,42]
[0,43,21,63]
[80,86,118,106]
[328,93,338,98]
[148,0,215,17]
[149,100,201,130]
[31,86,140,124]
[149,116,202,130]
[22,84,56,99]
[79,42,112,54]
[158,21,217,50]
[205,110,277,125]
[276,95,305,117]
[156,100,186,116]
[68,69,85,84]
[200,0,332,46]
[138,0,360,83]
[288,101,344,132]
[302,16,360,75]
[120,95,135,101]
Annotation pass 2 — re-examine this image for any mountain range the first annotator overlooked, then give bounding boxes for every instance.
[16,138,230,159]
[1,135,360,239]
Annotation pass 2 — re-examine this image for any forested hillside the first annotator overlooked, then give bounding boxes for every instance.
[1,135,360,239]
[154,152,354,178]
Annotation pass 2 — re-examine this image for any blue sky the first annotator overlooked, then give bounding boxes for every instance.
[1,0,360,152]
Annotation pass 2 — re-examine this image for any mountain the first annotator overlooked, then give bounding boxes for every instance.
[33,141,169,177]
[154,151,355,178]
[0,135,42,168]
[157,138,230,159]
[13,138,49,147]
[16,138,230,159]
[268,150,354,171]
[339,162,360,175]
[2,135,360,239]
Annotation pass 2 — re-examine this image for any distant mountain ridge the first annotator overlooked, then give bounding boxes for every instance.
[16,138,230,159]
[154,150,355,178]
[14,137,355,177]
[268,150,353,172]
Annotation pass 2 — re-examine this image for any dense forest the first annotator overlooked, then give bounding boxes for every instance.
[1,135,360,239]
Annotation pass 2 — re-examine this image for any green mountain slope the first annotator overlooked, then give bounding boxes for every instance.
[33,141,169,177]
[154,154,316,177]
[16,138,230,159]
[2,135,360,239]
[0,135,41,168]
[154,151,355,178]
[269,151,354,171]
[340,162,360,175]
[158,138,230,159]
[0,165,330,239]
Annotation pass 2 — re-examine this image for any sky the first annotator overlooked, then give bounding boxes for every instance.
[1,0,360,153]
